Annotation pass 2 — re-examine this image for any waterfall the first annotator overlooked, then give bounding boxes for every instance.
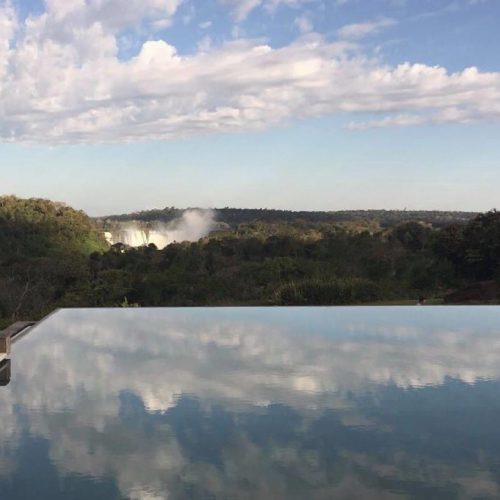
[105,210,216,249]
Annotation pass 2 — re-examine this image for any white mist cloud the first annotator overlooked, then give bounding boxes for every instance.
[151,209,216,247]
[106,209,216,249]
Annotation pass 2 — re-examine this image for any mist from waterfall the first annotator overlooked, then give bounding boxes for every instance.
[105,210,216,249]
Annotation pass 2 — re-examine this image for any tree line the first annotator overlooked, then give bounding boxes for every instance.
[98,207,477,228]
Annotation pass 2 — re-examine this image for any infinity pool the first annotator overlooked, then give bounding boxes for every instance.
[2,307,500,499]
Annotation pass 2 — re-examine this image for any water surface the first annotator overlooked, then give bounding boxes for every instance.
[1,307,500,499]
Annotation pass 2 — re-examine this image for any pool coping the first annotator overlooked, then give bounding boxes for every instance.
[0,321,36,357]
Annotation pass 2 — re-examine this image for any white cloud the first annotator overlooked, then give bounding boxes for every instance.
[43,0,183,32]
[294,14,314,34]
[0,4,499,143]
[217,0,262,20]
[217,0,317,21]
[0,2,16,79]
[150,17,174,31]
[181,2,195,25]
[231,24,246,38]
[337,17,396,40]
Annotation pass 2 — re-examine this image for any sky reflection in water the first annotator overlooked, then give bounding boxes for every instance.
[2,307,500,499]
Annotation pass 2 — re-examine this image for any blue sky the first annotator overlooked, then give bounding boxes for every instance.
[0,0,499,215]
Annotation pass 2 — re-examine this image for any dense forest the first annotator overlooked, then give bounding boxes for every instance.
[1,196,499,327]
[100,207,477,228]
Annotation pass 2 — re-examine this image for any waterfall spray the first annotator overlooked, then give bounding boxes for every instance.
[105,210,216,249]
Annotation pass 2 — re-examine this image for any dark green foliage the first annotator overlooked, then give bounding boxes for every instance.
[0,196,499,327]
[0,196,108,325]
[438,211,500,281]
[275,279,381,305]
[0,196,107,256]
[391,222,433,251]
[99,207,477,228]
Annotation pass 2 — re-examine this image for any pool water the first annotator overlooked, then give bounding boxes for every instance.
[1,307,500,499]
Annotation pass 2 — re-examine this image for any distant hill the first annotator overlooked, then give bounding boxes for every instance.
[0,196,107,257]
[0,196,108,326]
[98,207,478,229]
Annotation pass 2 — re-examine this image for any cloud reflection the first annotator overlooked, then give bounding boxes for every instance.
[1,307,500,499]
